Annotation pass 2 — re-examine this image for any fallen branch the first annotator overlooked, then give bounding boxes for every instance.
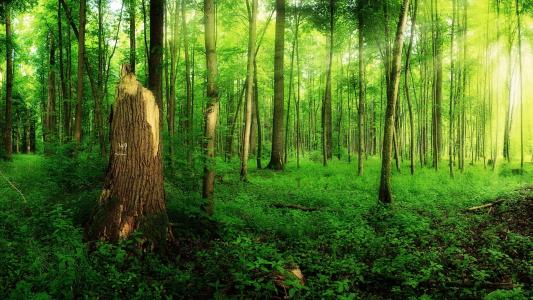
[271,203,318,212]
[0,169,27,203]
[466,199,505,212]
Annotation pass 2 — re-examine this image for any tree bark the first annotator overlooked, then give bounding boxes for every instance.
[267,0,285,170]
[182,0,193,163]
[73,0,86,144]
[357,6,365,176]
[202,0,220,214]
[322,0,334,164]
[87,66,171,249]
[58,2,70,142]
[3,4,13,159]
[241,0,258,181]
[404,0,418,175]
[129,0,136,73]
[149,0,165,118]
[46,31,57,147]
[378,0,410,204]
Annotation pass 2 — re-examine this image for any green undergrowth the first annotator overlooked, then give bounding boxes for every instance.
[0,153,531,299]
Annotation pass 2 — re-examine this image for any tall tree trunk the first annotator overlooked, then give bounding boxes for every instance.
[87,66,171,249]
[142,0,149,81]
[295,13,301,169]
[404,0,418,175]
[149,0,165,118]
[357,6,365,176]
[431,0,442,170]
[284,15,297,165]
[378,0,410,204]
[202,0,220,214]
[449,0,456,177]
[182,0,193,163]
[240,0,258,181]
[46,31,58,147]
[129,0,136,72]
[322,0,334,164]
[267,0,285,170]
[254,63,262,169]
[3,4,13,159]
[516,0,524,171]
[73,0,86,144]
[58,2,70,142]
[96,0,106,156]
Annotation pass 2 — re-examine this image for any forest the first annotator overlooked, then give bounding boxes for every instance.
[0,0,532,298]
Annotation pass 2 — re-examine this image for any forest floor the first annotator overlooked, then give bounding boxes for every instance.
[0,153,532,299]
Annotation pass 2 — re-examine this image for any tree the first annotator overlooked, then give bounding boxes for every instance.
[267,0,285,170]
[241,0,258,181]
[357,0,366,176]
[129,0,136,72]
[202,0,220,214]
[73,0,86,144]
[322,0,334,165]
[3,2,13,159]
[87,65,171,248]
[378,0,410,204]
[148,0,165,115]
[182,0,193,163]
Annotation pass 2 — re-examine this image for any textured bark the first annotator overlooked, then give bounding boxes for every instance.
[181,0,193,163]
[240,0,258,181]
[58,2,70,141]
[202,0,220,214]
[404,0,418,176]
[46,31,57,145]
[357,8,365,176]
[74,0,86,144]
[4,4,13,159]
[322,0,334,164]
[149,0,165,115]
[254,63,262,169]
[378,0,410,204]
[87,67,170,248]
[267,0,285,170]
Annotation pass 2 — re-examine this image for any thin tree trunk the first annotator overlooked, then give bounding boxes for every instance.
[404,0,418,175]
[129,0,136,72]
[3,3,13,159]
[267,0,285,170]
[322,0,334,164]
[58,2,70,142]
[73,0,86,144]
[357,6,365,175]
[148,0,165,121]
[379,0,410,204]
[182,0,193,163]
[516,0,524,171]
[240,0,258,181]
[202,0,220,214]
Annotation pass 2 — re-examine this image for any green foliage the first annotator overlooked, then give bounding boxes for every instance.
[1,154,532,298]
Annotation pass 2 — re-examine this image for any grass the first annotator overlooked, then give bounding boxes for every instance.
[0,153,531,299]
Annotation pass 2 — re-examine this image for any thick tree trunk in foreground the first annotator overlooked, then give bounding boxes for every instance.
[378,0,410,204]
[267,0,285,170]
[87,67,170,247]
[202,0,220,214]
[4,4,13,159]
